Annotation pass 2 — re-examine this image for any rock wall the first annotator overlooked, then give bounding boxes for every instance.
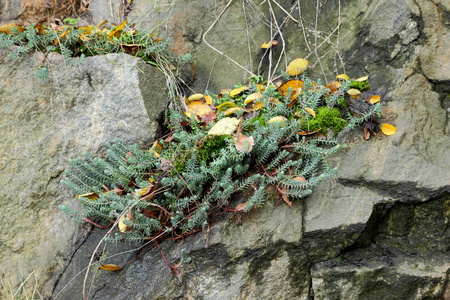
[0,53,167,297]
[0,0,449,299]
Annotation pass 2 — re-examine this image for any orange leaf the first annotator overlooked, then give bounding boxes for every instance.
[99,264,123,271]
[0,23,25,34]
[187,100,213,116]
[325,81,342,94]
[380,123,396,136]
[278,80,304,98]
[369,95,381,104]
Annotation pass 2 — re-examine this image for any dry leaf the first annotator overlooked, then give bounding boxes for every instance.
[108,19,127,39]
[187,100,213,116]
[347,88,361,99]
[252,101,264,111]
[380,123,396,136]
[244,92,263,104]
[96,20,108,28]
[235,131,255,153]
[336,74,350,81]
[217,102,237,113]
[286,58,308,76]
[278,80,304,98]
[279,187,292,207]
[224,107,242,116]
[204,95,214,105]
[208,117,240,135]
[187,93,204,102]
[304,107,316,118]
[261,40,278,48]
[298,129,321,136]
[0,23,25,34]
[369,95,381,104]
[118,216,129,232]
[267,116,287,127]
[325,81,342,94]
[230,86,249,97]
[364,127,370,140]
[76,192,98,203]
[355,75,369,82]
[199,111,217,124]
[293,176,307,182]
[234,202,247,211]
[99,264,123,271]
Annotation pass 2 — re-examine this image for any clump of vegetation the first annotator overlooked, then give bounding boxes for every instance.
[59,58,396,247]
[304,106,347,136]
[0,19,189,109]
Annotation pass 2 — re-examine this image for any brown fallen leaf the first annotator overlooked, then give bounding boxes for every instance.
[235,131,255,153]
[364,127,370,140]
[234,202,247,212]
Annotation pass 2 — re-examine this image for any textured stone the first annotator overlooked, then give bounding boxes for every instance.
[2,0,450,299]
[0,52,167,297]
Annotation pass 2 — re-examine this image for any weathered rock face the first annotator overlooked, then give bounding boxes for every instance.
[1,0,449,299]
[0,52,167,297]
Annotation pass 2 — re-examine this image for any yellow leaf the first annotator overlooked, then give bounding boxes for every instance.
[224,107,243,116]
[187,93,204,102]
[187,100,213,116]
[244,92,263,104]
[0,23,25,34]
[204,95,213,105]
[261,40,278,48]
[347,89,361,96]
[76,192,99,204]
[267,116,287,127]
[118,216,129,232]
[108,19,127,39]
[216,102,237,113]
[252,101,264,111]
[304,107,316,118]
[355,75,369,82]
[230,86,248,97]
[336,74,350,81]
[380,123,397,136]
[369,95,381,104]
[148,149,160,158]
[286,58,308,76]
[99,264,123,271]
[96,20,108,28]
[208,117,240,135]
[184,111,193,118]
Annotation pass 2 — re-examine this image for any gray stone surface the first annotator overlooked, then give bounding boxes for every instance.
[0,52,167,297]
[1,0,449,299]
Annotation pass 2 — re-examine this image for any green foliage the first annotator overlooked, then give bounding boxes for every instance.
[60,69,385,243]
[196,135,231,163]
[350,79,371,91]
[304,106,347,136]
